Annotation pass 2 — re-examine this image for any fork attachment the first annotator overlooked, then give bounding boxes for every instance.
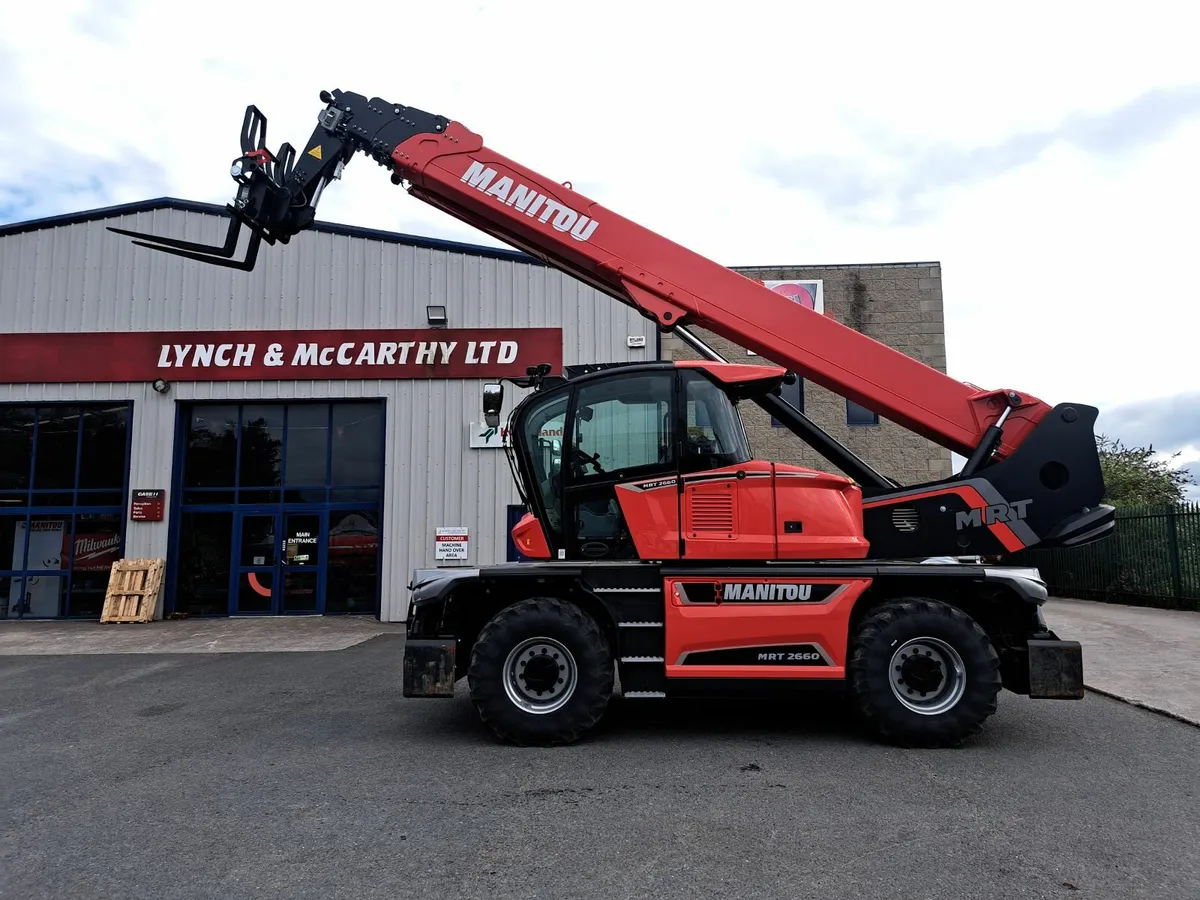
[107,90,446,270]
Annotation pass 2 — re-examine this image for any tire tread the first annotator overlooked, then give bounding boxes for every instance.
[848,597,1001,748]
[467,597,613,746]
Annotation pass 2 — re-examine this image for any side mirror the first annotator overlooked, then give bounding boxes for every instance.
[482,382,504,428]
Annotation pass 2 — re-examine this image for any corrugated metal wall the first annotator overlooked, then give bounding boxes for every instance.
[0,205,657,620]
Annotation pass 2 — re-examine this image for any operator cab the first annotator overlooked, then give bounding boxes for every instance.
[487,361,869,563]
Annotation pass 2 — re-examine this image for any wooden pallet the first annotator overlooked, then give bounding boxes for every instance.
[100,558,165,624]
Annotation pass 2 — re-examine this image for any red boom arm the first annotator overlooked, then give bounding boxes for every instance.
[393,123,1044,461]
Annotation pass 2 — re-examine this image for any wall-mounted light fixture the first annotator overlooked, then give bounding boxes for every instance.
[426,305,447,327]
[151,378,171,394]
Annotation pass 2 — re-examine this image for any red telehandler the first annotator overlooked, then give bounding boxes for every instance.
[112,89,1113,748]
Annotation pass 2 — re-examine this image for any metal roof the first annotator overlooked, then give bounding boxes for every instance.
[0,196,542,265]
[0,196,938,273]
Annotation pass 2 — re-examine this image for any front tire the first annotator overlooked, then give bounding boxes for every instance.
[848,597,1001,748]
[468,597,614,746]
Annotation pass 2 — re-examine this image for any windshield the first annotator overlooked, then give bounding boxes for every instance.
[517,391,568,538]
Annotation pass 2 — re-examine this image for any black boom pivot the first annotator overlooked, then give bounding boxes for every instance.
[107,91,449,268]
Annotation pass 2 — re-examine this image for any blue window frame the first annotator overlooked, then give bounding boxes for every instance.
[0,402,133,618]
[770,378,804,427]
[847,399,880,426]
[166,400,386,618]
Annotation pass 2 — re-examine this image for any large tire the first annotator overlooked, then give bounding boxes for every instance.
[847,597,1001,748]
[467,597,614,746]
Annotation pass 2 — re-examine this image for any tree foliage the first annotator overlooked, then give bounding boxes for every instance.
[1096,434,1195,508]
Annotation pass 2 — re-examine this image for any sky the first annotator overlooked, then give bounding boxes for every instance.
[1,1,1198,496]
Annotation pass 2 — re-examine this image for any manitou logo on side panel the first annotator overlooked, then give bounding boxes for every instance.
[461,160,599,242]
[722,583,813,602]
[955,499,1033,530]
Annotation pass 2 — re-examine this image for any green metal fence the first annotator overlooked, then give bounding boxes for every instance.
[1015,502,1200,611]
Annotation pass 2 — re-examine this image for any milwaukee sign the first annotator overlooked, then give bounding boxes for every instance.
[0,328,563,384]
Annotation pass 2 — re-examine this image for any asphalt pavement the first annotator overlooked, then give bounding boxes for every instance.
[2,634,1197,900]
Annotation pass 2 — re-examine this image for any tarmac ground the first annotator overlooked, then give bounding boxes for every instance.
[1,597,1196,899]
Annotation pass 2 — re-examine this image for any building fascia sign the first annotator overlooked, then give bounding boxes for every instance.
[468,421,564,449]
[469,421,509,449]
[0,328,563,384]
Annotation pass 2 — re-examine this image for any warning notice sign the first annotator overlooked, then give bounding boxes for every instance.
[434,526,469,562]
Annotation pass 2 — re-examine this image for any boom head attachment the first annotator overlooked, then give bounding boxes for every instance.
[107,91,449,269]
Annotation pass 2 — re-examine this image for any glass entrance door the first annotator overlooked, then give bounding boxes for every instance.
[233,511,326,615]
[280,512,321,614]
[235,513,277,614]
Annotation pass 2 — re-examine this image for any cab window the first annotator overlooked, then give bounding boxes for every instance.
[570,373,675,481]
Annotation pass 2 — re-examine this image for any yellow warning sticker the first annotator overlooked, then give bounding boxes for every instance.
[307,144,323,160]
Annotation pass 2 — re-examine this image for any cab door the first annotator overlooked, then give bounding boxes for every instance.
[563,370,678,560]
[675,369,775,560]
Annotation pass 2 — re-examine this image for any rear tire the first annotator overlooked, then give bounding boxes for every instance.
[848,597,1001,748]
[467,597,614,746]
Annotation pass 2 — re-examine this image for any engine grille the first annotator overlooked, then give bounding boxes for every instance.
[689,492,735,533]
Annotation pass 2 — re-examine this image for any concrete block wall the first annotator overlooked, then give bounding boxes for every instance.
[660,262,954,487]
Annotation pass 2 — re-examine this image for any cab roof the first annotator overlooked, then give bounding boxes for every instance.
[548,360,788,399]
[675,360,787,385]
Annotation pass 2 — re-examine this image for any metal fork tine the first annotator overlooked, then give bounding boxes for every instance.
[127,230,261,271]
[107,215,242,258]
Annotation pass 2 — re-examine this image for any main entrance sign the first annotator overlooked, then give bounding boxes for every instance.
[0,328,563,384]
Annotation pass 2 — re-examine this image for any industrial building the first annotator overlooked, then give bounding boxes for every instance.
[0,198,951,622]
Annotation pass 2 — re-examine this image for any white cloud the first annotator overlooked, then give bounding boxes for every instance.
[2,1,1198,448]
[1168,447,1200,501]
